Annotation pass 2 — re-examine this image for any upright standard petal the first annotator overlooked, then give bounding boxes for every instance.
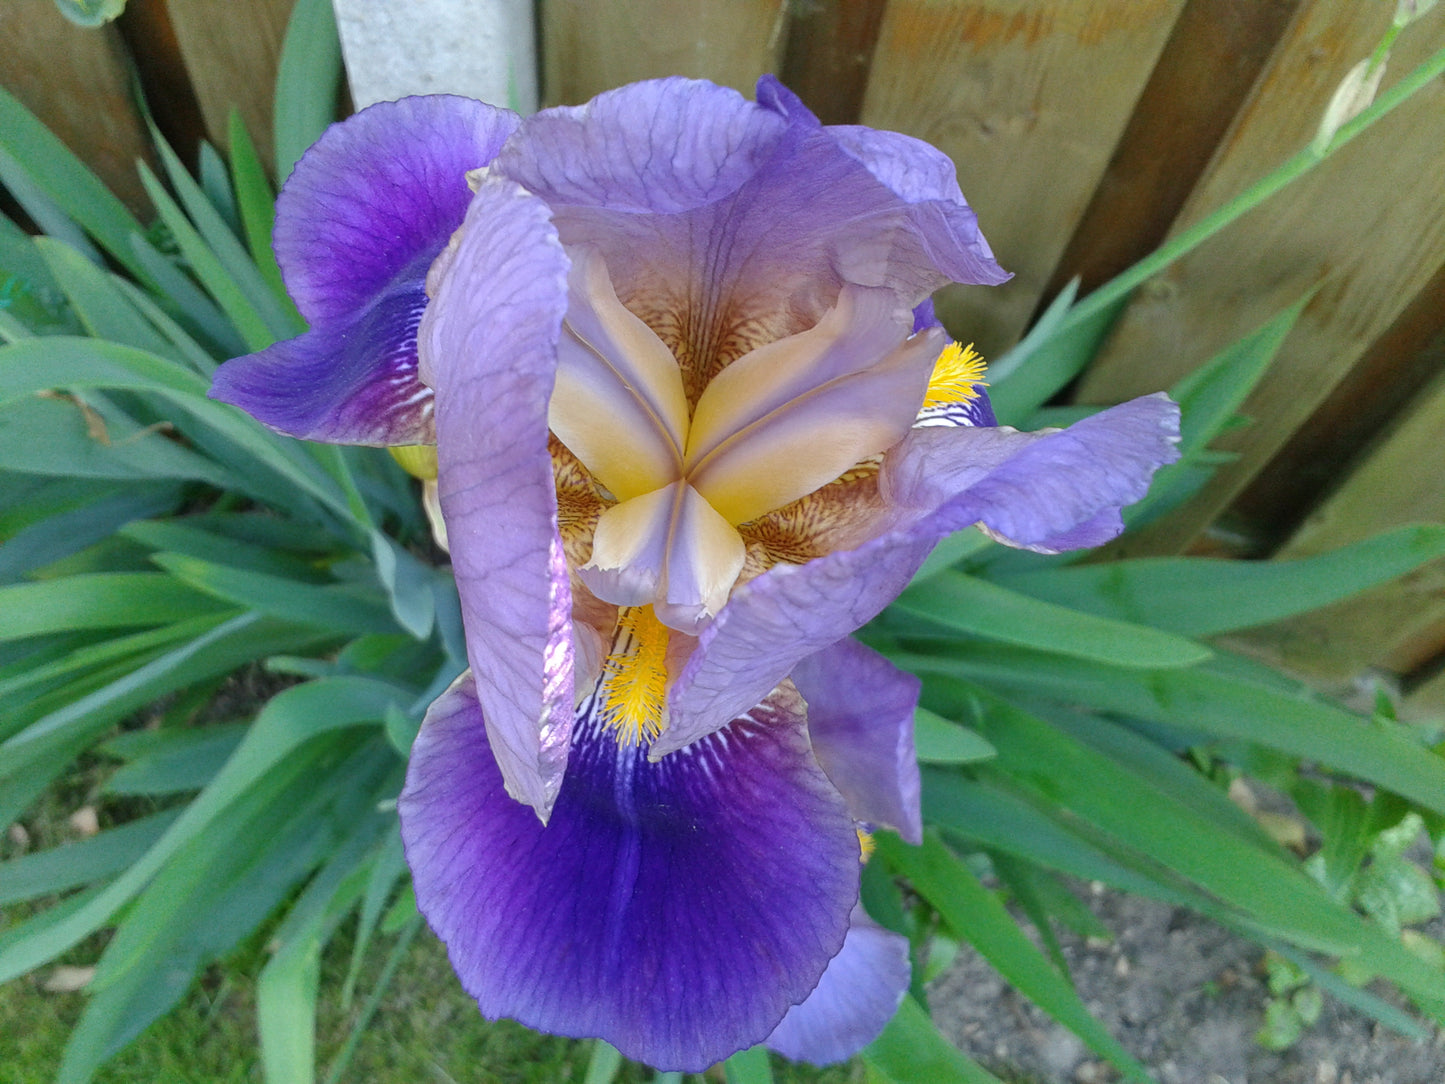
[765,906,911,1065]
[211,96,518,444]
[758,75,1009,291]
[792,638,923,844]
[419,177,574,818]
[400,672,861,1072]
[496,78,1008,403]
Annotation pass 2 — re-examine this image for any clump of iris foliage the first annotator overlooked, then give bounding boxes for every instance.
[3,3,1445,1081]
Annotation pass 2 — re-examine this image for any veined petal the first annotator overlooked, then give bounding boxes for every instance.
[792,638,922,844]
[276,95,518,324]
[210,287,433,444]
[497,78,1007,402]
[211,95,518,444]
[583,482,747,633]
[399,672,860,1072]
[656,395,1180,754]
[884,393,1181,552]
[759,76,1011,290]
[765,905,911,1065]
[419,175,574,819]
[685,287,942,524]
[654,532,935,757]
[551,248,689,500]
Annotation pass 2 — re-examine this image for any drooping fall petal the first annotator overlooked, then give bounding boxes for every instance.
[400,672,861,1071]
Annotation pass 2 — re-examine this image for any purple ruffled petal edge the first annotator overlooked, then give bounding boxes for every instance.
[766,905,911,1065]
[656,395,1180,754]
[211,95,517,445]
[419,175,574,818]
[400,672,860,1071]
[757,75,1010,289]
[792,638,922,845]
[277,95,518,325]
[209,286,434,444]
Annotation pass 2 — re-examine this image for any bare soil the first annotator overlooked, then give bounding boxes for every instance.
[930,887,1445,1084]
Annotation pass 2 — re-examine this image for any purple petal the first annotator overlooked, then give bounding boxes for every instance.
[209,288,434,444]
[276,95,518,325]
[211,96,519,445]
[655,395,1179,753]
[419,176,574,818]
[400,672,861,1072]
[765,905,911,1065]
[760,76,1009,290]
[654,531,936,757]
[496,78,1007,400]
[792,638,922,845]
[886,393,1181,552]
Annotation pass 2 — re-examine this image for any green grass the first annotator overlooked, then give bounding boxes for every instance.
[0,906,863,1084]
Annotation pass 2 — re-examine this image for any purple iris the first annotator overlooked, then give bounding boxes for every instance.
[211,77,1180,1070]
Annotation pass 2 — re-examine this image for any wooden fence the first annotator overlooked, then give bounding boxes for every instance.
[4,0,1445,715]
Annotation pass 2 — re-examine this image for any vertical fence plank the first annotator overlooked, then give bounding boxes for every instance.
[1042,0,1299,300]
[540,0,788,106]
[1233,370,1445,683]
[164,0,296,170]
[778,0,888,125]
[0,0,153,212]
[860,0,1186,357]
[1075,0,1445,557]
[1230,262,1445,551]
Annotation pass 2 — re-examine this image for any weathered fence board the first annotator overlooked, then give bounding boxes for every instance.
[1075,0,1445,560]
[860,0,1186,358]
[1042,0,1298,299]
[0,0,153,211]
[540,0,788,106]
[1236,369,1445,682]
[1231,260,1445,550]
[778,0,888,125]
[164,0,296,171]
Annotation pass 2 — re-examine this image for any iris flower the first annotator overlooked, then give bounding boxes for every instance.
[211,77,1179,1070]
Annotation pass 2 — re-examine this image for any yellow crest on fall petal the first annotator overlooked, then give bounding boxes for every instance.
[922,342,987,409]
[389,444,439,481]
[857,828,876,863]
[600,606,669,745]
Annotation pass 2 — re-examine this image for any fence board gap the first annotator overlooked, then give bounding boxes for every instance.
[1038,0,1298,311]
[164,0,297,175]
[1073,0,1445,559]
[778,0,888,125]
[1231,367,1445,682]
[539,0,789,107]
[116,0,207,175]
[1230,261,1445,552]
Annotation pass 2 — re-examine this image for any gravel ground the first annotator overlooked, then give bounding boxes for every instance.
[929,887,1445,1084]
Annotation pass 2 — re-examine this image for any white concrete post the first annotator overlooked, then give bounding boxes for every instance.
[330,0,538,112]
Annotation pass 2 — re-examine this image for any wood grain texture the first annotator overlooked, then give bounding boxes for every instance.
[1042,0,1298,303]
[860,0,1186,357]
[1232,260,1445,551]
[165,0,295,172]
[116,0,207,173]
[779,0,888,125]
[0,0,153,211]
[540,0,788,106]
[1232,369,1445,682]
[1074,0,1445,558]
